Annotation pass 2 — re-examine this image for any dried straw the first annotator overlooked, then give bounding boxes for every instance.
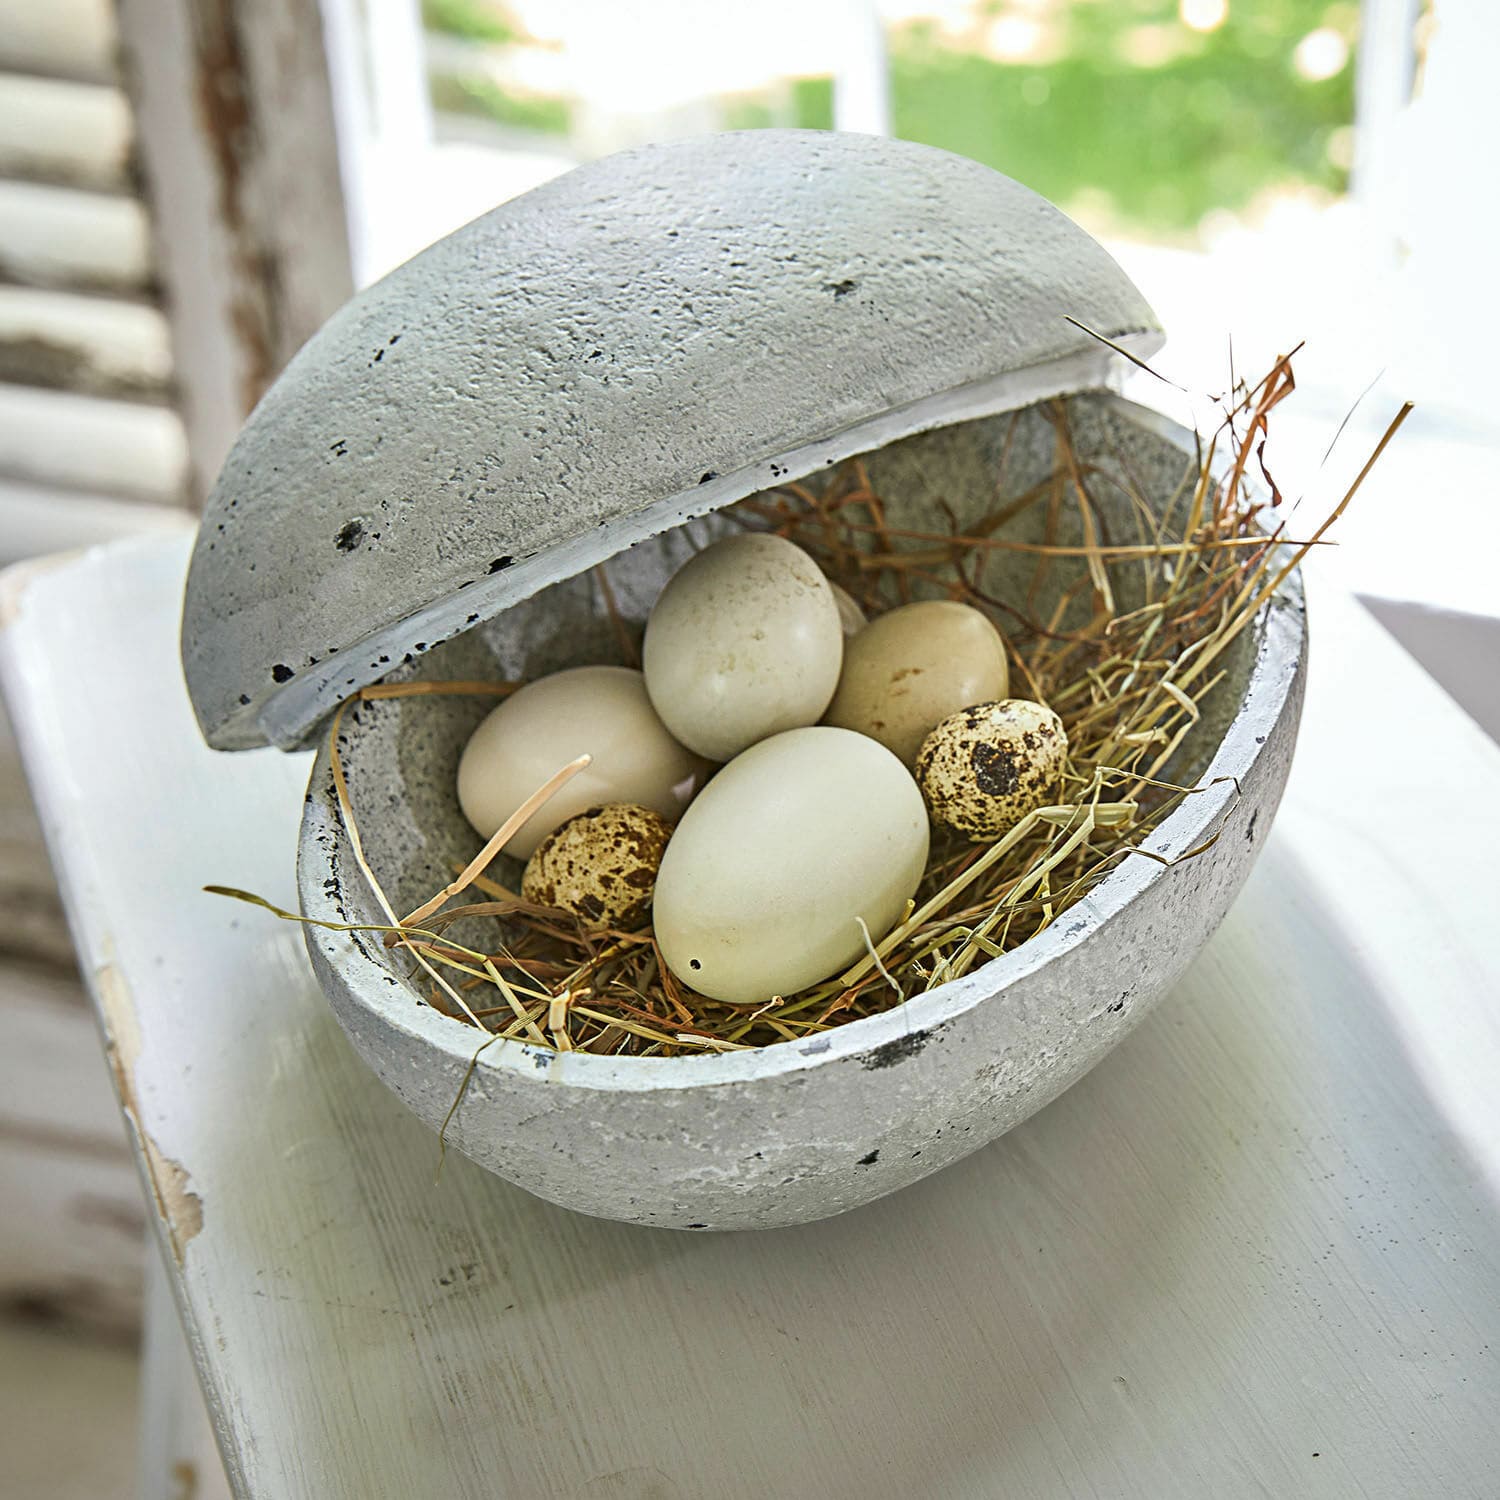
[216,356,1410,1060]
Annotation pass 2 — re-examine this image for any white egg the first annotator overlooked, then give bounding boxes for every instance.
[653,726,929,1005]
[642,532,843,761]
[457,666,705,858]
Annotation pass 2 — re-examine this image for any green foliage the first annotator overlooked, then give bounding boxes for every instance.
[722,97,778,133]
[422,0,1354,241]
[422,0,521,45]
[889,2,1355,237]
[429,74,572,136]
[719,77,832,135]
[791,76,835,132]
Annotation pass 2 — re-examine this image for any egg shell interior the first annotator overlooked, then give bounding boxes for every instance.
[311,395,1255,975]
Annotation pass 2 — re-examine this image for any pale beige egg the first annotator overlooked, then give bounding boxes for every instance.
[457,666,705,858]
[822,600,1009,765]
[642,532,843,761]
[521,803,673,930]
[828,581,868,637]
[653,726,929,1005]
[914,699,1067,841]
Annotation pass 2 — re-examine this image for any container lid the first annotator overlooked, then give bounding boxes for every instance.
[182,130,1162,750]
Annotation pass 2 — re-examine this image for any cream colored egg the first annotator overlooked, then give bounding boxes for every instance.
[822,600,1009,765]
[642,532,843,761]
[914,699,1067,841]
[457,666,705,858]
[828,581,868,637]
[521,803,673,929]
[653,726,929,1005]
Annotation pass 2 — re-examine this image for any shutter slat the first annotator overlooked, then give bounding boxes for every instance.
[0,286,172,401]
[0,74,132,190]
[0,383,186,501]
[0,179,152,293]
[0,0,119,85]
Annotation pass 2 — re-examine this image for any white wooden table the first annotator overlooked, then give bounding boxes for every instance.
[3,534,1498,1500]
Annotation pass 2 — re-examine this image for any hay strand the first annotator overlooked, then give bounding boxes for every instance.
[216,356,1405,1059]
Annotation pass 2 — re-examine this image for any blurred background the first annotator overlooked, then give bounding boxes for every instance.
[0,1,1493,1495]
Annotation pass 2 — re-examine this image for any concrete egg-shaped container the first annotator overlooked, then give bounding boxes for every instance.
[182,132,1305,1230]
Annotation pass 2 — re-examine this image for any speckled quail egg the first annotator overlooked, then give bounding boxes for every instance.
[457,665,705,858]
[652,726,929,1005]
[521,803,674,929]
[914,699,1068,840]
[642,532,843,761]
[823,599,1009,765]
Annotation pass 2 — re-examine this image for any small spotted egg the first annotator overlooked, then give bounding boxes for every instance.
[914,699,1068,840]
[521,803,674,929]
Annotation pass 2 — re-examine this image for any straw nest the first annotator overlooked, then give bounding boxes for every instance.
[216,352,1408,1063]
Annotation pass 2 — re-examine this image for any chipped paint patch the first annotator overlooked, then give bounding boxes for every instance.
[861,1029,932,1070]
[0,554,79,630]
[95,962,204,1264]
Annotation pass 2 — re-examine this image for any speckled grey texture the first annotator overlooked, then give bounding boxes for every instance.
[297,396,1306,1230]
[182,129,1160,751]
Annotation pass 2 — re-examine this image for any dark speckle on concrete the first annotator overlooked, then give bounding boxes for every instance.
[825,278,858,298]
[862,1030,932,1070]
